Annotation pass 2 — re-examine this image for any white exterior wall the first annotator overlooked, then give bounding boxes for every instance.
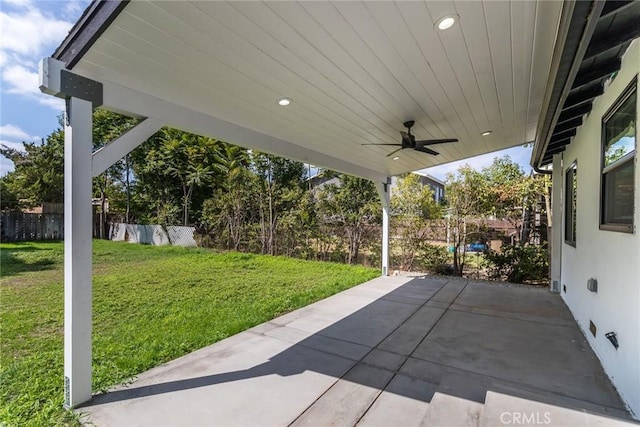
[559,39,640,417]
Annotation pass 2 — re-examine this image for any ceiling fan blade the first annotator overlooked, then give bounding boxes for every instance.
[415,146,440,156]
[361,143,403,146]
[414,138,459,147]
[386,147,403,157]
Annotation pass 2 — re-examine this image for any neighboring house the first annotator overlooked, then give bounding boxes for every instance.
[310,172,445,205]
[413,172,446,204]
[390,173,445,204]
[307,172,340,192]
[531,31,639,417]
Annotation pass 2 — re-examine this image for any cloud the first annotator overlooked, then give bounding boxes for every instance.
[2,63,66,108]
[0,7,71,56]
[0,124,39,141]
[1,139,28,152]
[1,156,16,176]
[0,140,25,176]
[3,64,39,95]
[0,2,81,110]
[64,0,85,17]
[2,0,32,9]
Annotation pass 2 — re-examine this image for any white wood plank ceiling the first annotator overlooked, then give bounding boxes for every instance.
[71,0,564,179]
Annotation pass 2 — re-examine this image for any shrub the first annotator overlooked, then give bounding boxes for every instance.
[484,244,548,283]
[419,243,450,274]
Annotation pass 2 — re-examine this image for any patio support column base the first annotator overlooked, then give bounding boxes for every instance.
[63,96,94,408]
[376,178,391,276]
[550,153,563,293]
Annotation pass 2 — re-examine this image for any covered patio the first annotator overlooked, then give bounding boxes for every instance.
[81,276,633,426]
[37,0,640,420]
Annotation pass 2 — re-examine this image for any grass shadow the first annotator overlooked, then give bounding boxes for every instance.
[0,243,61,277]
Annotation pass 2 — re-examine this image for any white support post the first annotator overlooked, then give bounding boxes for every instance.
[375,179,391,276]
[64,96,94,408]
[550,154,563,293]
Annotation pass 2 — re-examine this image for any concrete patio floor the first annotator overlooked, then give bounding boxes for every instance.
[80,276,635,426]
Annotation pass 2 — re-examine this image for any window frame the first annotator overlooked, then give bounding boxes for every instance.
[599,77,637,234]
[565,160,577,247]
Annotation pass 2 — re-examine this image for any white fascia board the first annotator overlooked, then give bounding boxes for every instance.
[97,78,387,183]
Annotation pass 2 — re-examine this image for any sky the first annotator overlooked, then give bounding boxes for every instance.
[0,0,532,181]
[420,144,532,181]
[0,0,90,175]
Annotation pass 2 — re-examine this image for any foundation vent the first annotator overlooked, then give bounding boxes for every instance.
[587,278,598,293]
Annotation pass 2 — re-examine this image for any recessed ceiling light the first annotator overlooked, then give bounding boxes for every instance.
[392,156,400,161]
[436,14,458,31]
[481,130,492,136]
[278,98,291,106]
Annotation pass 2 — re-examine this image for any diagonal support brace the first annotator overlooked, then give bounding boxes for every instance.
[92,118,163,177]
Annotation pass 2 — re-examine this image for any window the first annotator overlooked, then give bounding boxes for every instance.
[565,161,577,246]
[601,78,636,233]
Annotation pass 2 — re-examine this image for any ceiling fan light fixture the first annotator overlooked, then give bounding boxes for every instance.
[392,156,400,161]
[436,14,458,31]
[277,97,291,106]
[481,130,492,136]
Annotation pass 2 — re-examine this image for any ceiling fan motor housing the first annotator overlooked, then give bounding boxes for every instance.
[401,131,414,148]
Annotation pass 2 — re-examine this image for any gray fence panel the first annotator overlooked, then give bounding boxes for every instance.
[1,212,64,242]
[166,226,197,247]
[109,223,183,246]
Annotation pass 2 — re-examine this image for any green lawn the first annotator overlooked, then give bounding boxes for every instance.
[0,240,379,426]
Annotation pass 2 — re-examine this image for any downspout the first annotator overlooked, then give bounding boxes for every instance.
[528,139,553,175]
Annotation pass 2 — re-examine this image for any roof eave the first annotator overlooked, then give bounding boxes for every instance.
[530,0,604,170]
[52,0,129,69]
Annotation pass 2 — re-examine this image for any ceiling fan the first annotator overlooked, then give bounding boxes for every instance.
[362,120,458,157]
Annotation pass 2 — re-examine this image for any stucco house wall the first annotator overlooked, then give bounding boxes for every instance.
[559,39,639,416]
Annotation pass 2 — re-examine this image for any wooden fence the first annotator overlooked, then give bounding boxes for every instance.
[1,212,64,242]
[0,213,196,246]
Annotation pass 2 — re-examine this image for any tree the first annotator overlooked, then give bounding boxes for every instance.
[445,156,549,276]
[276,185,314,258]
[131,129,222,225]
[0,123,64,207]
[200,144,255,250]
[317,174,380,264]
[445,165,487,275]
[253,153,306,255]
[0,179,20,211]
[482,156,547,245]
[92,109,138,237]
[391,174,442,270]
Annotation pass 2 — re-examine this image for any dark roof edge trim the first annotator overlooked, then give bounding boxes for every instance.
[53,0,129,69]
[531,0,605,169]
